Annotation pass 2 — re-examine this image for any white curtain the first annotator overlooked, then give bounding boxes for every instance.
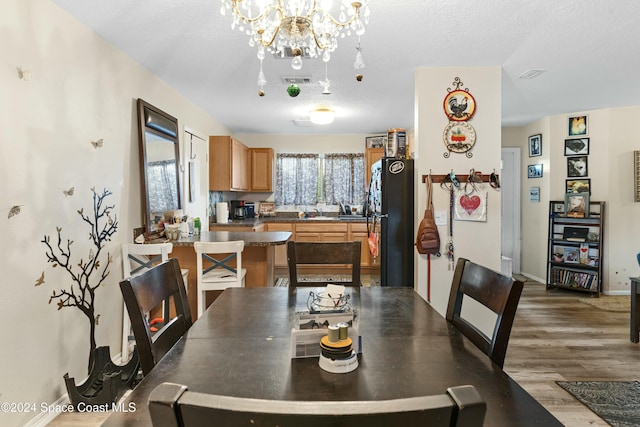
[275,154,319,205]
[325,153,365,205]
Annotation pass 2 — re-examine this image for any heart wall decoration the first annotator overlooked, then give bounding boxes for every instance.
[454,190,487,222]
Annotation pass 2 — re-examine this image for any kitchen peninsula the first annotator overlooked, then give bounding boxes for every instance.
[170,231,291,318]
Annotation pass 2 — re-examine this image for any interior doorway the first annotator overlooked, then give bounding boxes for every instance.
[501,147,521,274]
[183,128,209,228]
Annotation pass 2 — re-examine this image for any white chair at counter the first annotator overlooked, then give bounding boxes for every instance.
[194,241,246,318]
[121,243,189,360]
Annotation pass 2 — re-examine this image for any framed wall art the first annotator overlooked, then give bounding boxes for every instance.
[528,134,542,157]
[365,135,386,148]
[530,187,540,202]
[565,192,589,218]
[527,164,543,178]
[568,115,588,136]
[567,156,588,177]
[566,178,590,194]
[564,138,589,156]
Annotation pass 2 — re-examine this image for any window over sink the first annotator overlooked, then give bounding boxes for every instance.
[275,153,365,207]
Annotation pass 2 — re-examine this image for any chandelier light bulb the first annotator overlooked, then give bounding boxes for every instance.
[291,55,303,70]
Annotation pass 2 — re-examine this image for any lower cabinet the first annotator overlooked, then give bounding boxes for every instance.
[350,223,375,268]
[267,221,378,271]
[295,223,349,243]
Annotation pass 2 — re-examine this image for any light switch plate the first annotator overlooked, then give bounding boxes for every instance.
[434,210,447,226]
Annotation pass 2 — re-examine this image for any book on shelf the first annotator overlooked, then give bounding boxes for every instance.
[562,227,588,242]
[551,267,598,290]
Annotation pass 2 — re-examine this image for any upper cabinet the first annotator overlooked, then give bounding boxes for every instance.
[250,148,274,192]
[210,136,249,191]
[209,136,274,192]
[366,147,384,186]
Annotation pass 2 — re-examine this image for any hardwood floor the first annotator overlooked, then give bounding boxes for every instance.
[505,281,638,426]
[48,280,637,426]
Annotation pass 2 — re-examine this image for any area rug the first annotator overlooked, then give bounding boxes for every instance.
[577,296,630,312]
[557,381,640,427]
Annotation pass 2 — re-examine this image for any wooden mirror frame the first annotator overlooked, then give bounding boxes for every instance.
[137,99,182,236]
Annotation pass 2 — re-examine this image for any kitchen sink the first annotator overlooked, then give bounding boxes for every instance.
[306,216,337,220]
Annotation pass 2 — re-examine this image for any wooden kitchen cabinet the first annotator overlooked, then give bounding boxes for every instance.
[349,222,375,268]
[366,147,384,186]
[250,148,274,192]
[267,220,378,275]
[295,223,349,243]
[209,136,249,191]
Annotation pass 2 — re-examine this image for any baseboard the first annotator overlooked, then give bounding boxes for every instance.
[23,394,70,427]
[519,272,546,284]
[603,290,631,296]
[24,350,126,426]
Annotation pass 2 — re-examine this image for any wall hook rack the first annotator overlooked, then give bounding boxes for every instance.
[421,171,495,184]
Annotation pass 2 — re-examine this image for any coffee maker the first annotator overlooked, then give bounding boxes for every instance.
[230,200,246,219]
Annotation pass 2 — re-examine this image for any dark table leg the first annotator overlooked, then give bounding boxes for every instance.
[631,279,640,343]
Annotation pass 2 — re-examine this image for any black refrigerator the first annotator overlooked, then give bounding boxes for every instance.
[368,158,414,287]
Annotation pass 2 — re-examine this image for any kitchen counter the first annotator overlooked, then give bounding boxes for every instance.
[173,230,291,247]
[210,216,368,228]
[169,231,291,318]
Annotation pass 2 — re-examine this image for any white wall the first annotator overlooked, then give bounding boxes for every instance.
[1,1,229,425]
[414,67,502,321]
[504,106,640,293]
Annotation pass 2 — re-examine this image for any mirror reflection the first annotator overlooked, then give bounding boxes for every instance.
[137,99,181,235]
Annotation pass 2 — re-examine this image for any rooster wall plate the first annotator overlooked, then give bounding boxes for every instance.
[443,122,476,158]
[443,89,476,121]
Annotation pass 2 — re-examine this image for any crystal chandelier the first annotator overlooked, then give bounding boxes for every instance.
[220,0,370,71]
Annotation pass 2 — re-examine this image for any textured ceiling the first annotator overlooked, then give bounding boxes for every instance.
[50,0,640,135]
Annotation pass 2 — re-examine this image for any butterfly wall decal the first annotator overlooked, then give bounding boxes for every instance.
[63,187,75,197]
[8,205,22,219]
[90,138,104,149]
[35,271,45,286]
[16,66,31,81]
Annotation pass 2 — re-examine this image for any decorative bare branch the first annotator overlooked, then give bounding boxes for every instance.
[41,187,118,373]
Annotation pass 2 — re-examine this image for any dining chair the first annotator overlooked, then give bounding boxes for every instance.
[121,242,189,360]
[446,257,524,369]
[148,382,486,427]
[120,258,192,376]
[286,241,361,289]
[194,241,246,318]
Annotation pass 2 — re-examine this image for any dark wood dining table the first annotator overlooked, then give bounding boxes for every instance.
[103,287,561,426]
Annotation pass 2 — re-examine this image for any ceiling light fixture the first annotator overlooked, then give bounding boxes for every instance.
[309,108,335,125]
[220,0,370,91]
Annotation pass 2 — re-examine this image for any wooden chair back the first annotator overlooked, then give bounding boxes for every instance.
[121,242,173,360]
[148,382,486,427]
[120,258,192,376]
[286,241,361,288]
[446,257,524,368]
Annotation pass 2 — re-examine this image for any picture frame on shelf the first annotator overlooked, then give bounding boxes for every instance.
[565,192,589,218]
[528,134,542,157]
[554,203,565,214]
[566,178,591,194]
[567,155,588,177]
[527,164,543,178]
[530,187,540,202]
[564,138,589,156]
[564,247,579,263]
[568,115,588,136]
[365,135,386,149]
